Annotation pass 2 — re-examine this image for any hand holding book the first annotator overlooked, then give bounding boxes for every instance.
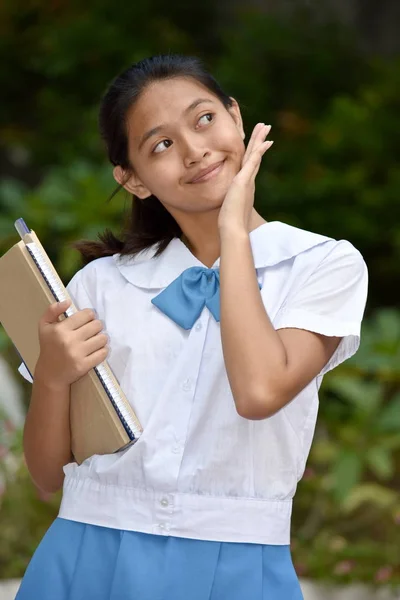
[0,218,142,464]
[35,299,109,389]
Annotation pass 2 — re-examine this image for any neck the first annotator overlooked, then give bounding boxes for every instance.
[180,209,267,268]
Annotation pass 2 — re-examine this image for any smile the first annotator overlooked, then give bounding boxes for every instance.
[190,160,225,183]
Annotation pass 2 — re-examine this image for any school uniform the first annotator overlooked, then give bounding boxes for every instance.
[16,221,368,599]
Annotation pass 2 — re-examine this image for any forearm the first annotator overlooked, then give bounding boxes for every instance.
[219,227,288,418]
[23,366,73,494]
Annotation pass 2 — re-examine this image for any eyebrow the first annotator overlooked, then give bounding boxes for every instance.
[138,98,215,151]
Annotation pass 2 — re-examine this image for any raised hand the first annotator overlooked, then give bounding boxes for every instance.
[217,123,273,232]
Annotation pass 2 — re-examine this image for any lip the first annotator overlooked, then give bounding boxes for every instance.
[188,160,225,183]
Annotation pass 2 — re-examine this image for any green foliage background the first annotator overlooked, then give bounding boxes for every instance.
[0,0,399,588]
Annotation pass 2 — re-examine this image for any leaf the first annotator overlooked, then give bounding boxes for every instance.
[374,309,400,345]
[327,376,382,415]
[333,449,363,502]
[0,179,27,212]
[309,439,338,464]
[379,433,400,450]
[376,393,400,432]
[365,446,395,480]
[342,483,398,513]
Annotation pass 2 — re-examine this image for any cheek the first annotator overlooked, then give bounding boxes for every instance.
[156,160,182,190]
[142,158,179,194]
[217,127,245,161]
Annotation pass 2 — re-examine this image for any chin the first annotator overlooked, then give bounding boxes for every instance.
[211,181,233,202]
[198,187,228,205]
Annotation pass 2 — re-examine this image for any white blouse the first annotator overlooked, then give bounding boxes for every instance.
[18,221,368,545]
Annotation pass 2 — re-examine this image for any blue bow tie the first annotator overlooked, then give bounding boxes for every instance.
[151,266,261,330]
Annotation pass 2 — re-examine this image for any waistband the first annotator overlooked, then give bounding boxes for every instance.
[59,475,292,545]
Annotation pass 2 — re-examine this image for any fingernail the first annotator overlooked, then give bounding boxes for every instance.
[263,141,274,150]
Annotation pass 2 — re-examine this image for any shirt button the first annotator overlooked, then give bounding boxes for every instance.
[182,378,192,391]
[160,498,169,507]
[195,322,202,331]
[172,445,181,454]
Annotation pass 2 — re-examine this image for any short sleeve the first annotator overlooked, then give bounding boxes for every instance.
[17,269,94,384]
[274,240,368,375]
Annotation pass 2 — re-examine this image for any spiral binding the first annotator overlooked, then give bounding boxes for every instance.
[25,242,140,442]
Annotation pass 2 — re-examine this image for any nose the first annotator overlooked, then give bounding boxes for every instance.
[181,133,210,167]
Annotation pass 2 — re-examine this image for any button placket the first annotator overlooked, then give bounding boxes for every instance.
[150,328,205,526]
[153,493,174,534]
[156,522,170,534]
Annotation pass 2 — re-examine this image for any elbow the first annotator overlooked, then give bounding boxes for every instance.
[24,458,65,495]
[235,387,290,421]
[32,469,65,495]
[23,432,71,495]
[36,476,64,495]
[236,403,273,421]
[23,445,67,495]
[235,392,275,421]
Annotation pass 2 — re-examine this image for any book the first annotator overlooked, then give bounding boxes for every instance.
[0,218,142,464]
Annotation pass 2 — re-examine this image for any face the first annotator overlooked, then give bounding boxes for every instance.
[115,77,245,223]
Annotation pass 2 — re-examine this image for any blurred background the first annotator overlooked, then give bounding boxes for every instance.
[0,0,399,595]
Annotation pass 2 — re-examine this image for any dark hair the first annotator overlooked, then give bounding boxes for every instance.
[71,54,234,266]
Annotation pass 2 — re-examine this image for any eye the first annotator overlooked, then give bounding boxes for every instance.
[151,113,214,154]
[197,113,214,127]
[153,139,172,154]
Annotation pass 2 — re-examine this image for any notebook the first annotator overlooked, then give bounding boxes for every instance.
[0,218,142,464]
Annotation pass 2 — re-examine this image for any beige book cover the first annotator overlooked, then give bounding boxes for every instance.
[0,222,142,464]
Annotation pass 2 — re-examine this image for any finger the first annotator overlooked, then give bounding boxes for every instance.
[237,140,274,183]
[249,140,274,179]
[249,140,274,180]
[75,318,104,341]
[243,124,271,165]
[242,123,265,163]
[83,332,109,356]
[242,123,269,165]
[42,300,71,324]
[243,138,274,171]
[64,308,98,331]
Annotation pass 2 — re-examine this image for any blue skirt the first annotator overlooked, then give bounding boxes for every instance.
[16,517,304,600]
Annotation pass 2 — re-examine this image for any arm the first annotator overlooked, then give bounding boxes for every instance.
[23,369,72,494]
[219,228,341,420]
[217,124,367,420]
[22,298,108,492]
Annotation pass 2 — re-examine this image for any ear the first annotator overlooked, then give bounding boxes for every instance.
[228,98,245,140]
[113,166,152,199]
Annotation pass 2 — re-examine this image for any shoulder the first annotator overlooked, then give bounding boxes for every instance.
[294,235,367,286]
[276,226,368,312]
[254,223,368,312]
[66,255,125,301]
[256,221,366,274]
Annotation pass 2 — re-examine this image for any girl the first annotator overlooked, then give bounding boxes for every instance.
[16,54,368,599]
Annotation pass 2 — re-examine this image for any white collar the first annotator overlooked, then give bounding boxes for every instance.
[113,221,333,290]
